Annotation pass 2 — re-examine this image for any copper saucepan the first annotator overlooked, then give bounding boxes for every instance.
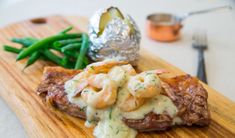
[146,5,232,42]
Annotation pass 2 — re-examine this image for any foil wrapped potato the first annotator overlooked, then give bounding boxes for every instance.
[88,7,141,64]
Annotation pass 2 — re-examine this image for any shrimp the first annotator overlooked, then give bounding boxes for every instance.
[118,93,145,112]
[81,74,118,109]
[147,69,169,75]
[86,59,128,74]
[108,64,137,87]
[65,71,90,97]
[108,66,127,87]
[120,64,137,76]
[127,71,162,98]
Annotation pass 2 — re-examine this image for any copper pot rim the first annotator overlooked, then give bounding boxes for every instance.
[146,13,182,26]
[146,13,183,42]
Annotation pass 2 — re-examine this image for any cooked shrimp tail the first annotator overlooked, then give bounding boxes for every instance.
[81,74,118,109]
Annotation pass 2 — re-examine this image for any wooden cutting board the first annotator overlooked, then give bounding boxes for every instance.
[0,15,234,138]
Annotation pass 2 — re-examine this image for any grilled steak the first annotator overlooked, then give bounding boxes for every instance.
[37,67,210,132]
[124,75,210,131]
[123,113,173,132]
[37,67,86,119]
[161,75,210,126]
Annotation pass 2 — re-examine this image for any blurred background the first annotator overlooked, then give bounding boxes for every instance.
[0,0,235,137]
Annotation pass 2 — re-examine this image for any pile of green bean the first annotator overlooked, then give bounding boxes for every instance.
[3,26,90,69]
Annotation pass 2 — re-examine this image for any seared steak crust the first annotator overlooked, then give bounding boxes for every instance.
[37,67,86,119]
[161,75,210,126]
[37,67,210,132]
[123,113,173,132]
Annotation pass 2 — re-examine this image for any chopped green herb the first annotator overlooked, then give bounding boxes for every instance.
[83,89,89,93]
[109,108,113,120]
[87,119,96,124]
[145,72,152,75]
[151,79,157,84]
[119,129,128,132]
[134,83,144,91]
[90,66,95,70]
[80,106,87,112]
[115,129,120,134]
[163,98,168,102]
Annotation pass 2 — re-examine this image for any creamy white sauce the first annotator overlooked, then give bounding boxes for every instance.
[83,89,137,138]
[172,117,183,125]
[64,63,180,138]
[108,66,127,87]
[64,72,88,108]
[91,106,137,138]
[64,72,87,95]
[64,78,77,95]
[69,96,87,108]
[86,67,137,138]
[122,95,178,119]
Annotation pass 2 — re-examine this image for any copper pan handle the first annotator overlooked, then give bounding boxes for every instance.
[180,5,232,21]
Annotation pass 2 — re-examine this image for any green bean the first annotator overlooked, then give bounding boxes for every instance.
[58,26,73,34]
[83,56,89,66]
[61,43,81,52]
[63,51,89,66]
[51,45,62,52]
[53,38,82,47]
[66,62,76,69]
[81,63,86,69]
[42,51,75,69]
[61,56,76,69]
[17,33,81,61]
[61,56,69,66]
[3,45,22,54]
[63,51,79,58]
[41,49,63,66]
[24,51,41,69]
[7,27,89,69]
[75,34,89,69]
[11,37,38,47]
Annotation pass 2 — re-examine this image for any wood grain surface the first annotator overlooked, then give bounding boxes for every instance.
[0,15,234,138]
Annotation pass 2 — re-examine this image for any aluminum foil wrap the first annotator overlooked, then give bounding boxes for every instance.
[88,8,141,64]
